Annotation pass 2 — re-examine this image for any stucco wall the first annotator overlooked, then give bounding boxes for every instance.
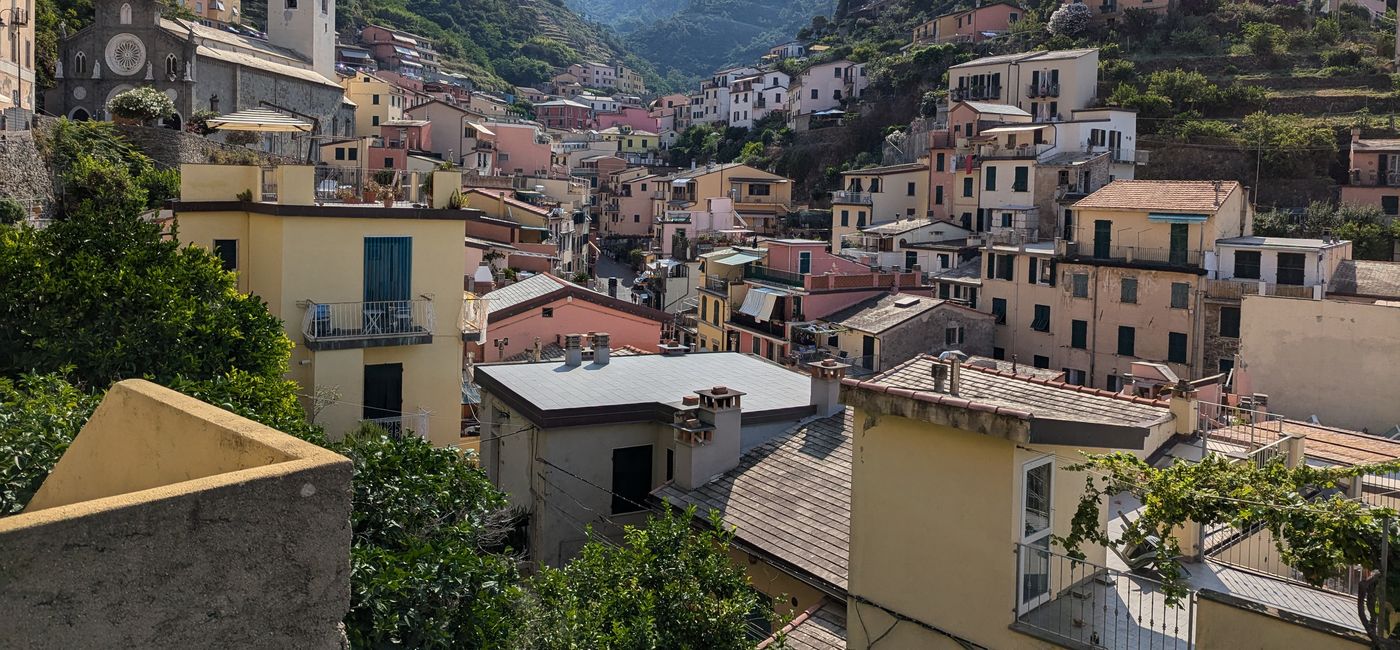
[483,298,663,361]
[1194,592,1367,650]
[0,380,351,650]
[1240,296,1400,432]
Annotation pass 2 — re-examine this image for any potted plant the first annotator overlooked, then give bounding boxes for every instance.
[370,181,399,208]
[335,186,357,203]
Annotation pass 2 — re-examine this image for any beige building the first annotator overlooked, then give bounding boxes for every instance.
[981,180,1250,388]
[831,162,929,247]
[658,162,793,234]
[948,48,1099,118]
[341,72,406,136]
[1237,259,1400,434]
[172,164,481,447]
[0,0,36,123]
[0,379,350,648]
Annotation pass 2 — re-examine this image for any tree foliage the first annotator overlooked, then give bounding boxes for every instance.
[1059,452,1400,642]
[1047,3,1092,37]
[528,506,769,649]
[1255,201,1399,260]
[0,374,100,514]
[107,86,177,122]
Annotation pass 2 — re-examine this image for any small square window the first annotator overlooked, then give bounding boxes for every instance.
[542,307,554,318]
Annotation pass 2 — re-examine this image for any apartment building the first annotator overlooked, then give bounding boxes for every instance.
[695,241,922,362]
[534,98,593,130]
[475,346,818,567]
[603,169,660,237]
[476,273,668,362]
[980,180,1250,388]
[172,164,479,447]
[404,99,496,173]
[359,24,434,77]
[788,59,869,129]
[0,0,35,126]
[948,48,1099,117]
[1341,128,1400,227]
[341,72,405,135]
[489,121,554,177]
[816,293,994,373]
[598,125,659,165]
[831,162,930,247]
[658,162,794,234]
[1238,258,1400,433]
[837,217,972,271]
[727,71,789,128]
[912,0,1021,44]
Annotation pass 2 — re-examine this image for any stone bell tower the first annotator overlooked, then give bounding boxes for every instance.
[265,0,335,81]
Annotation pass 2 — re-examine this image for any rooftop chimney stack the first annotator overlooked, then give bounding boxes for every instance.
[531,337,542,363]
[563,333,584,367]
[672,386,746,490]
[939,350,967,397]
[808,358,851,418]
[592,332,611,365]
[931,362,948,393]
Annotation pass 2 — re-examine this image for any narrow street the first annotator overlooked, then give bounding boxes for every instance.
[593,252,636,288]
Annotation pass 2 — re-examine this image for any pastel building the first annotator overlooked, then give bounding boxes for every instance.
[949,48,1099,118]
[913,0,1021,44]
[476,273,669,362]
[1341,128,1400,227]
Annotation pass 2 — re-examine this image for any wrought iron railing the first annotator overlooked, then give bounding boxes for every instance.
[1013,542,1195,649]
[743,264,804,287]
[302,299,436,345]
[361,412,429,440]
[832,190,873,205]
[1069,243,1204,268]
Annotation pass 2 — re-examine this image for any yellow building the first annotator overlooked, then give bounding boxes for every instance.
[831,162,929,249]
[598,126,658,154]
[172,163,482,447]
[341,72,405,136]
[694,247,757,352]
[0,0,37,120]
[980,180,1251,388]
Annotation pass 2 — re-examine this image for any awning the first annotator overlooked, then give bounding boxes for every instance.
[671,178,692,186]
[394,46,417,57]
[391,34,418,46]
[206,107,313,132]
[1148,213,1209,223]
[340,49,372,60]
[212,0,225,10]
[399,60,423,68]
[712,251,763,266]
[467,121,495,137]
[738,287,784,322]
[647,259,680,270]
[978,124,1052,135]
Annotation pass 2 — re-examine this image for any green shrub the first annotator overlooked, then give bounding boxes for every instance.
[137,166,181,206]
[1312,17,1341,45]
[107,86,176,122]
[1244,22,1285,56]
[0,197,25,225]
[1170,27,1217,53]
[1322,46,1364,68]
[224,130,260,147]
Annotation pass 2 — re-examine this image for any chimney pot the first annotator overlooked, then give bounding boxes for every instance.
[682,395,700,406]
[712,385,728,395]
[563,333,584,366]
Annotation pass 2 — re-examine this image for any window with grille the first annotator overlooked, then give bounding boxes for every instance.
[1234,251,1261,279]
[1170,282,1190,309]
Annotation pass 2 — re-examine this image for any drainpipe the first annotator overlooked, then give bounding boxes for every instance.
[1089,264,1099,387]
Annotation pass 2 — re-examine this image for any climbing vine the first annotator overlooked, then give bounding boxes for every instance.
[1056,452,1400,643]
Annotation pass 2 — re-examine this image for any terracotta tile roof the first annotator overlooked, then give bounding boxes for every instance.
[1328,260,1400,299]
[845,355,1170,425]
[654,409,852,591]
[761,600,846,649]
[1205,419,1400,466]
[1072,180,1240,213]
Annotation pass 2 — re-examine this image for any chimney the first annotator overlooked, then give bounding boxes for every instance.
[659,338,688,356]
[531,337,542,362]
[673,386,745,490]
[563,333,584,366]
[939,350,967,397]
[808,358,850,418]
[930,362,948,393]
[592,332,611,365]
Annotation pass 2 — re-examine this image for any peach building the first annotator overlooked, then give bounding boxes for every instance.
[1341,128,1400,225]
[489,121,554,177]
[475,273,669,361]
[912,1,1021,45]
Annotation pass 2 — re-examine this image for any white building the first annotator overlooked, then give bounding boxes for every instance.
[787,60,868,127]
[728,71,789,129]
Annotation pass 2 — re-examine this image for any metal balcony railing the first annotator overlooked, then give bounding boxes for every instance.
[976,143,1052,160]
[460,297,488,342]
[1068,243,1204,268]
[1012,542,1195,649]
[302,299,435,350]
[361,411,430,440]
[1348,169,1400,187]
[950,85,1001,101]
[702,276,731,293]
[744,264,804,287]
[1026,83,1060,98]
[1205,278,1321,300]
[832,190,873,205]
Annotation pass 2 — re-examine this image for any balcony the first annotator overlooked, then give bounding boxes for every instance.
[1012,542,1194,649]
[1111,148,1148,164]
[301,299,435,351]
[744,264,804,287]
[701,276,731,294]
[1067,243,1204,269]
[361,411,430,440]
[733,194,787,206]
[1348,169,1400,187]
[976,142,1053,160]
[832,190,873,205]
[1205,278,1322,300]
[805,270,922,291]
[1026,83,1060,98]
[950,85,1002,102]
[460,296,489,342]
[728,312,788,339]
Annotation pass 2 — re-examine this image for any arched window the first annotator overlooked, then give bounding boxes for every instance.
[119,3,132,24]
[166,54,179,78]
[70,107,91,121]
[74,51,87,76]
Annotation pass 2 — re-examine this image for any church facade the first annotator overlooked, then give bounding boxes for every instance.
[47,0,352,159]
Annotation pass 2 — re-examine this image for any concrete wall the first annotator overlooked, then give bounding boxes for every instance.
[1240,296,1400,432]
[1194,592,1367,649]
[0,380,351,650]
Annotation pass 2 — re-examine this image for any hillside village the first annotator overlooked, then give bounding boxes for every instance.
[3,0,1400,647]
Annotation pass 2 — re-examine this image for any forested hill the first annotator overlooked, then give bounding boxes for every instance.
[573,0,836,82]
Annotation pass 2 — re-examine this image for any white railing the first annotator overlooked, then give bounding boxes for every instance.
[832,190,873,205]
[460,297,489,339]
[302,299,436,344]
[362,411,429,440]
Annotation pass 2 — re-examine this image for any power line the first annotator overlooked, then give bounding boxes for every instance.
[536,455,655,515]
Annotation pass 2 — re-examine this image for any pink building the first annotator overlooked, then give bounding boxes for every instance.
[367,119,433,171]
[594,106,660,133]
[475,273,669,361]
[915,1,1021,45]
[535,99,594,130]
[1341,128,1400,219]
[490,122,554,177]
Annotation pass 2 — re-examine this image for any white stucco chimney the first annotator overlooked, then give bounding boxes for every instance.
[808,358,850,418]
[672,386,745,490]
[563,333,584,367]
[592,332,611,365]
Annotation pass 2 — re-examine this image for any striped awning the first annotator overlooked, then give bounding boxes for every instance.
[1148,213,1209,224]
[206,107,313,133]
